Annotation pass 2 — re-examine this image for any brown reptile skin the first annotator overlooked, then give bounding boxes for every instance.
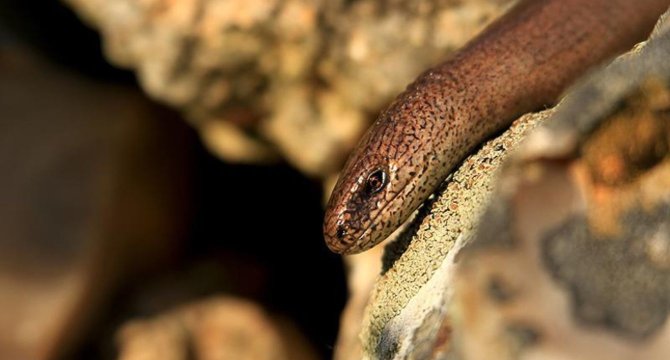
[324,0,670,254]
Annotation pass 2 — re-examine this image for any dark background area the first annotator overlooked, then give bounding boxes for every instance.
[0,1,346,358]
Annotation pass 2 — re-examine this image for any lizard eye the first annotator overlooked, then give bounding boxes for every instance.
[364,169,387,195]
[336,226,347,239]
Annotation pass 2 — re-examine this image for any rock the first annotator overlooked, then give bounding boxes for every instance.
[0,46,192,360]
[117,297,317,360]
[63,0,509,175]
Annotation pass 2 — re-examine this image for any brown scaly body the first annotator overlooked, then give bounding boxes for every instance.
[324,0,670,254]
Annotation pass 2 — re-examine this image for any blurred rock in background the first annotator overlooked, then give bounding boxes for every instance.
[1,0,347,358]
[117,297,317,360]
[0,43,193,359]
[63,0,508,177]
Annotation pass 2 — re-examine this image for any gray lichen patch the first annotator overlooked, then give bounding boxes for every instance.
[538,75,670,339]
[543,202,670,338]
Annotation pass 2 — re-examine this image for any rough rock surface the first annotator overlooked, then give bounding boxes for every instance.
[362,108,551,359]
[117,297,317,360]
[0,46,192,360]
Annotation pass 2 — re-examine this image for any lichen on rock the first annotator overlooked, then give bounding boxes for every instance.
[361,109,552,358]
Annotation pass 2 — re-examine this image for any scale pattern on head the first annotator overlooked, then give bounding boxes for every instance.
[323,72,462,254]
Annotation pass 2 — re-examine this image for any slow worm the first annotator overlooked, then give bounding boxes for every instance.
[324,0,669,254]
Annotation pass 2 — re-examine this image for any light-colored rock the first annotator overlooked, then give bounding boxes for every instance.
[117,297,317,360]
[63,0,509,175]
[0,46,192,360]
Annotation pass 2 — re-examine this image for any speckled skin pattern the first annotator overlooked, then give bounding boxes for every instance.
[324,0,670,254]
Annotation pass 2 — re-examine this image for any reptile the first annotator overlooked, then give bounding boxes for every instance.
[323,0,670,254]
